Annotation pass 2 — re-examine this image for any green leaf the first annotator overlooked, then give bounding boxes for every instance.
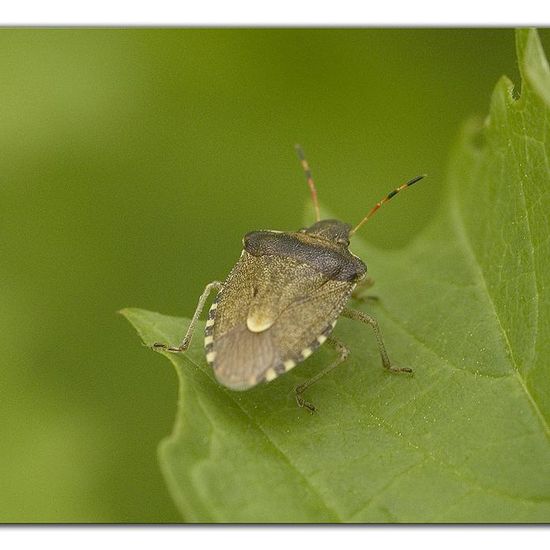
[121,29,550,523]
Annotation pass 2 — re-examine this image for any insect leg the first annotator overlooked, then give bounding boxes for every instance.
[295,336,350,413]
[341,307,412,373]
[153,281,223,353]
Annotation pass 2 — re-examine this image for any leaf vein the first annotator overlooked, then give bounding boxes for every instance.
[450,196,550,443]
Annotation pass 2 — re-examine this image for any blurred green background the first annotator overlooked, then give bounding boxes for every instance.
[1,28,548,523]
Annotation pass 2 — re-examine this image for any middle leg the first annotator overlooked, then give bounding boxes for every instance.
[341,307,412,373]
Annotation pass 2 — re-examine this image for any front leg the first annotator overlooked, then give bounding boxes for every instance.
[153,280,223,353]
[341,307,412,373]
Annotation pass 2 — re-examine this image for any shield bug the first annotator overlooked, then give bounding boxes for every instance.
[154,146,425,412]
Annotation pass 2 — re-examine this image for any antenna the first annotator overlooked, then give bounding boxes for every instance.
[350,174,427,236]
[294,144,321,222]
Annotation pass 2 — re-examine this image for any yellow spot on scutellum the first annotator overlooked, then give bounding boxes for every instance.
[246,313,274,333]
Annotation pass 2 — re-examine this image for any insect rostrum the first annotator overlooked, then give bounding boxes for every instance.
[154,146,424,412]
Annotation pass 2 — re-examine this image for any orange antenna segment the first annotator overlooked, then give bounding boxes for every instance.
[350,174,427,236]
[294,144,321,222]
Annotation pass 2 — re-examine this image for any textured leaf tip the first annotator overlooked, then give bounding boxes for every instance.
[516,28,550,106]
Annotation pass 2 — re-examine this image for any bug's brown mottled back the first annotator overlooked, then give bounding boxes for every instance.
[206,229,364,389]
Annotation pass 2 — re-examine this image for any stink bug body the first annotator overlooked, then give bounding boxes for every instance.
[154,146,425,412]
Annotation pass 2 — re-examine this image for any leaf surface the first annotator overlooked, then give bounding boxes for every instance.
[121,29,550,522]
